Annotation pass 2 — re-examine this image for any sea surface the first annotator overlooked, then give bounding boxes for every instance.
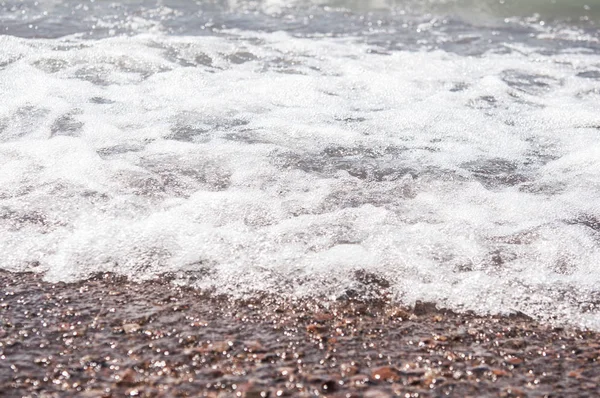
[1,0,600,328]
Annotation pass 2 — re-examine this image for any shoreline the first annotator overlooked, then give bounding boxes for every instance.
[1,270,599,397]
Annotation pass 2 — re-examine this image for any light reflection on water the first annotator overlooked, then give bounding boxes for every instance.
[0,0,598,39]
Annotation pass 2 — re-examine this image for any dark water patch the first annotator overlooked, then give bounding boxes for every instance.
[155,41,216,68]
[323,145,406,158]
[320,180,415,212]
[226,51,258,64]
[32,58,69,73]
[366,47,391,56]
[506,90,546,109]
[222,131,265,144]
[484,248,517,270]
[461,158,529,189]
[551,257,576,275]
[116,170,166,196]
[449,82,469,92]
[273,145,419,183]
[501,70,562,95]
[0,206,62,232]
[115,57,171,79]
[523,137,561,167]
[167,112,210,142]
[489,229,540,245]
[139,156,232,195]
[0,106,50,142]
[260,55,312,75]
[519,181,566,195]
[70,58,170,86]
[0,55,23,69]
[576,88,600,98]
[566,214,600,233]
[72,65,113,86]
[167,113,250,142]
[289,155,417,182]
[50,111,83,138]
[79,189,110,203]
[467,95,499,112]
[574,124,600,131]
[577,70,600,79]
[167,124,210,143]
[89,97,115,105]
[334,116,367,123]
[452,260,475,273]
[97,144,146,158]
[50,42,91,52]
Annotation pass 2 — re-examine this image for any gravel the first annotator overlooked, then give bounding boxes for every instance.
[1,271,599,397]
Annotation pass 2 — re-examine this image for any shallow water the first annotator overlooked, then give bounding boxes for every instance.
[1,0,600,328]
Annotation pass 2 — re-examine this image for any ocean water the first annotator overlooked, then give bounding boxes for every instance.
[1,0,600,328]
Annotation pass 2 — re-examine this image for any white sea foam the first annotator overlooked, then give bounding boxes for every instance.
[1,25,600,328]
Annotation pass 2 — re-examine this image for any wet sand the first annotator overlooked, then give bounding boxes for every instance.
[1,270,599,397]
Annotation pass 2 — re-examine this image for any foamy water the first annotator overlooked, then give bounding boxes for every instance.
[1,0,600,328]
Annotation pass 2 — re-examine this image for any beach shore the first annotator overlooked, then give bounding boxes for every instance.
[1,270,598,397]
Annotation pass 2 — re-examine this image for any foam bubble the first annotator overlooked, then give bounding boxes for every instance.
[1,21,600,328]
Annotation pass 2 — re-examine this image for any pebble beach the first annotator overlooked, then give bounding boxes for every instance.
[2,270,599,397]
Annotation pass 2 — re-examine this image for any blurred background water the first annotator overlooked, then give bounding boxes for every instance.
[1,0,599,39]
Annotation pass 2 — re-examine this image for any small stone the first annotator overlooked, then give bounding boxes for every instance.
[307,374,339,393]
[123,323,141,334]
[117,369,137,385]
[506,357,523,366]
[211,341,232,353]
[400,367,426,377]
[469,365,491,375]
[492,368,509,377]
[314,312,333,322]
[371,366,400,382]
[341,363,359,376]
[567,370,582,379]
[245,340,266,353]
[306,323,327,334]
[320,378,338,393]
